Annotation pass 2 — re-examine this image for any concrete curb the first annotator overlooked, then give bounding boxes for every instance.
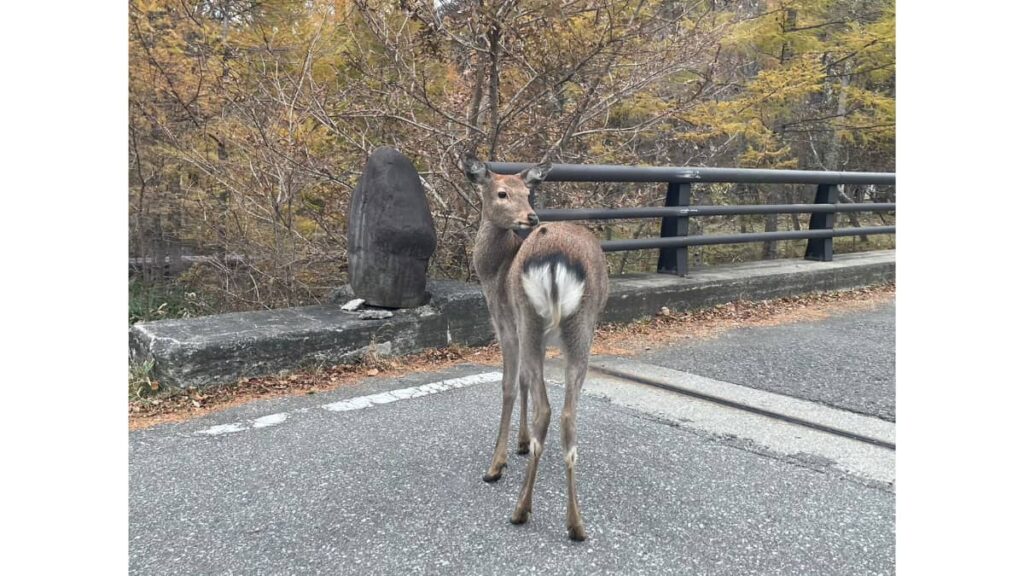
[129,250,894,391]
[585,357,896,449]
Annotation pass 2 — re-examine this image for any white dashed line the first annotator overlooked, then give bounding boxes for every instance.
[197,423,247,436]
[322,372,502,412]
[252,413,289,428]
[195,371,503,436]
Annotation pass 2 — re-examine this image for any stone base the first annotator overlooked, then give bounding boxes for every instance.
[129,251,894,391]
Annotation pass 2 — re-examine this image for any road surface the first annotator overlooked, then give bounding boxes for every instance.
[130,299,895,575]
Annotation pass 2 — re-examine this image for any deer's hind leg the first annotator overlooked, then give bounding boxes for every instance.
[510,313,549,524]
[516,371,530,455]
[483,317,519,482]
[560,314,596,541]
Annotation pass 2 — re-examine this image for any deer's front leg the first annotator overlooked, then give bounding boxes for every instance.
[483,320,519,482]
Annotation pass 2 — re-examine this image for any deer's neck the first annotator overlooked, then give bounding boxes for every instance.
[474,219,522,289]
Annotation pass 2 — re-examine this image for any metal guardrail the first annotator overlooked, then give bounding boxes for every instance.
[487,162,896,276]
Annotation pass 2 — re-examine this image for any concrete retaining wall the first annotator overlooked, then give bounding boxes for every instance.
[129,250,894,391]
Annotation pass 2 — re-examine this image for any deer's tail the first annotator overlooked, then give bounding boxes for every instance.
[521,254,586,335]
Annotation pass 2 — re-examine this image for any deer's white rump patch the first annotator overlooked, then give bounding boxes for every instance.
[521,260,586,334]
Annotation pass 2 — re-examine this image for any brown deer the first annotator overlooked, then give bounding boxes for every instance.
[464,155,609,541]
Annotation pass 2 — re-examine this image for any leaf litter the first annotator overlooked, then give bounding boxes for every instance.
[129,283,893,430]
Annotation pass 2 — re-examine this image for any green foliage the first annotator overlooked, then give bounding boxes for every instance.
[684,0,895,170]
[128,359,158,401]
[129,278,209,324]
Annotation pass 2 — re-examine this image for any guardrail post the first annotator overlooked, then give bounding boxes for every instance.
[804,183,839,261]
[657,182,691,276]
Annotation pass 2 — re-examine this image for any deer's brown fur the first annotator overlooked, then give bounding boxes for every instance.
[464,156,608,541]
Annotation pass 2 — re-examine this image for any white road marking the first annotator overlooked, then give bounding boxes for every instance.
[195,371,503,436]
[547,359,896,485]
[197,423,246,436]
[590,359,895,447]
[322,372,502,411]
[252,413,289,428]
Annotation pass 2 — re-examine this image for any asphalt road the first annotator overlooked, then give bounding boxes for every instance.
[130,301,895,575]
[641,301,896,421]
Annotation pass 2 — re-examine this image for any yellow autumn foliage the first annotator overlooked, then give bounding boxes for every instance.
[131,0,894,312]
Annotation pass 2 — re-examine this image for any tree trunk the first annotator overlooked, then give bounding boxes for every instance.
[466,54,486,136]
[486,22,501,160]
[823,59,867,240]
[822,61,851,172]
[763,9,798,260]
[788,186,801,231]
[762,211,779,259]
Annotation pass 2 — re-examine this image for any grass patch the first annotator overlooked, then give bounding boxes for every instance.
[129,277,210,324]
[129,359,159,401]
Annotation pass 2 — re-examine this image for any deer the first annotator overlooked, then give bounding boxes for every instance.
[463,155,609,541]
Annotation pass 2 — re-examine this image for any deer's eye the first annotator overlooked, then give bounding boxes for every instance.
[497,191,508,199]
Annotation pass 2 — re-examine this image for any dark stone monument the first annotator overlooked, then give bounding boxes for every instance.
[347,147,437,308]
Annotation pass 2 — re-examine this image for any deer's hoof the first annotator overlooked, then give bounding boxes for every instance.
[567,523,588,542]
[482,464,505,483]
[510,508,530,525]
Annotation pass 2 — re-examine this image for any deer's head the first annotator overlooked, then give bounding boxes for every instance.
[464,156,552,230]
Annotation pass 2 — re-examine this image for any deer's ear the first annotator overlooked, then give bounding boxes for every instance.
[463,155,491,185]
[520,161,552,187]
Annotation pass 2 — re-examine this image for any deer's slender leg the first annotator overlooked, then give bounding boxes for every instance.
[483,318,519,482]
[561,319,594,541]
[511,318,548,524]
[516,373,530,455]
